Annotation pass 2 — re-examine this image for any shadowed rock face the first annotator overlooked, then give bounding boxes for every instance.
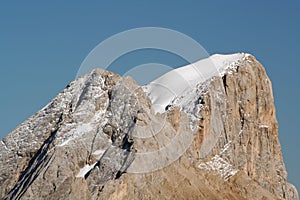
[0,55,298,200]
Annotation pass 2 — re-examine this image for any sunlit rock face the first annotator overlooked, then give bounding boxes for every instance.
[0,54,298,200]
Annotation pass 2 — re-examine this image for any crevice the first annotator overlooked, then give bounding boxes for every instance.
[5,113,63,200]
[255,85,259,115]
[121,134,134,151]
[239,107,245,130]
[197,95,205,105]
[84,166,94,179]
[165,105,172,111]
[222,75,227,95]
[223,125,228,144]
[98,185,105,193]
[87,126,101,163]
[68,102,73,113]
[1,139,8,150]
[282,185,286,199]
[115,171,123,179]
[74,82,91,111]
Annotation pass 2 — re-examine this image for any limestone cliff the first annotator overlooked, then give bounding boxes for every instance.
[0,53,298,200]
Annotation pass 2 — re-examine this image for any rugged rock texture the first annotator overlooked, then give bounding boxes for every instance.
[0,54,298,200]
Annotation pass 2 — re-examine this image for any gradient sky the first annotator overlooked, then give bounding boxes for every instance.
[0,1,299,190]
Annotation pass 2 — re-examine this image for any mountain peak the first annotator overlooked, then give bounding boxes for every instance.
[0,53,298,200]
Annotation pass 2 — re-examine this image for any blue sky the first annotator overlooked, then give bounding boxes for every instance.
[0,1,299,190]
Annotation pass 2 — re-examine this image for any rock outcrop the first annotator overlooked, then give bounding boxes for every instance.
[0,54,298,200]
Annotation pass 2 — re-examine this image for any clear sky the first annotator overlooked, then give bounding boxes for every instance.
[0,1,299,190]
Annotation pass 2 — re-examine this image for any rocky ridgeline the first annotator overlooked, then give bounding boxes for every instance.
[0,54,298,200]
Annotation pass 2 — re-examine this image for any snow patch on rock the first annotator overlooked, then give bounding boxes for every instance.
[198,141,238,181]
[76,162,98,178]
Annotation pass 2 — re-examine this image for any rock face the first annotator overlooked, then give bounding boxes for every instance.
[0,54,298,200]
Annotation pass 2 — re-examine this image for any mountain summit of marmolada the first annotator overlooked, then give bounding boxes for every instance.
[0,53,298,200]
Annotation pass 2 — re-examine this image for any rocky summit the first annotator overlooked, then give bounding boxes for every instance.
[0,53,298,200]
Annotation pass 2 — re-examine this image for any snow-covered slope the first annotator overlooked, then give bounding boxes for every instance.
[144,53,250,112]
